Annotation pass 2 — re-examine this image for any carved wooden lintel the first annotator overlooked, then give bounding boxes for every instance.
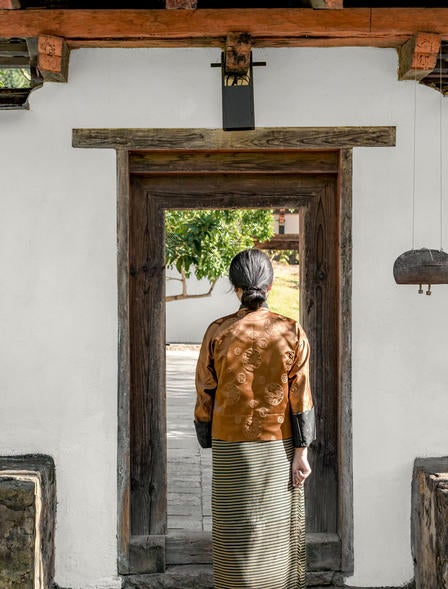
[37,35,69,83]
[225,32,252,75]
[165,0,197,8]
[309,0,343,8]
[0,0,20,8]
[398,32,441,81]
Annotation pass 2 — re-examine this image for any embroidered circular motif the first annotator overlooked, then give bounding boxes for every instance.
[277,416,284,424]
[236,372,247,384]
[242,416,262,440]
[281,373,288,384]
[233,346,242,357]
[248,399,259,409]
[256,406,269,418]
[223,383,240,404]
[257,337,269,349]
[283,350,295,369]
[242,348,262,372]
[264,383,284,406]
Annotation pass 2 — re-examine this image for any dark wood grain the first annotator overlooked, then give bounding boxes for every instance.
[129,176,167,542]
[73,127,396,151]
[166,531,340,570]
[338,149,354,575]
[116,149,131,574]
[134,171,339,555]
[300,180,339,534]
[129,150,339,175]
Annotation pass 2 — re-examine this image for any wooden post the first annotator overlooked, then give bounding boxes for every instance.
[0,0,20,8]
[398,32,441,81]
[37,35,69,83]
[225,32,252,75]
[165,0,197,8]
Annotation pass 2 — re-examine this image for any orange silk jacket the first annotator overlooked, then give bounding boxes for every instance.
[194,306,316,448]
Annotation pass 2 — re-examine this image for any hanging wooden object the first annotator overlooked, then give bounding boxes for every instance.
[393,249,448,294]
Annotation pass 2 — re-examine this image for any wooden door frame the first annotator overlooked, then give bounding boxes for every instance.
[72,126,396,581]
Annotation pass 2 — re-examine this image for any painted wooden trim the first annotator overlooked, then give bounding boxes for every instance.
[338,148,354,575]
[72,127,396,150]
[37,35,70,83]
[398,32,441,82]
[116,149,131,575]
[3,8,448,49]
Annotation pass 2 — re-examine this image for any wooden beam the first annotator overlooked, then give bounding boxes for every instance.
[165,0,197,8]
[0,8,372,47]
[37,35,70,82]
[225,32,251,75]
[0,0,20,8]
[309,0,343,9]
[72,127,396,151]
[1,8,448,49]
[398,32,441,81]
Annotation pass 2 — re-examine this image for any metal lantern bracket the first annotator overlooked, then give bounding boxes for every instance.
[211,33,266,131]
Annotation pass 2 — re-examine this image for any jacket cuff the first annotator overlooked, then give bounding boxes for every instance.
[194,421,212,449]
[291,407,316,447]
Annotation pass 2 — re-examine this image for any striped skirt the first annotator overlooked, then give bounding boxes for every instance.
[212,438,306,589]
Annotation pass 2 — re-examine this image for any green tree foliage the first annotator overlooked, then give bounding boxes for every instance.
[165,209,274,301]
[0,68,31,89]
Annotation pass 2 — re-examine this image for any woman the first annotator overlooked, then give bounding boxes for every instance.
[194,248,316,589]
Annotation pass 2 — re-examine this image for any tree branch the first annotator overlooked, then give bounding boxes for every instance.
[166,278,218,302]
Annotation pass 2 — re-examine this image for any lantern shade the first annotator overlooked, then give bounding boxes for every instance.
[393,248,448,284]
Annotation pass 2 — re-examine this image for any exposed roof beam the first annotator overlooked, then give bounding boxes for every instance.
[1,8,448,49]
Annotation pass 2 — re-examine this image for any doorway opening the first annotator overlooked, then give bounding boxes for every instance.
[127,153,346,575]
[164,207,301,534]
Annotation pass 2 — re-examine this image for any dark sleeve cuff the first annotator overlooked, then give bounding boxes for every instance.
[291,407,316,447]
[194,421,212,449]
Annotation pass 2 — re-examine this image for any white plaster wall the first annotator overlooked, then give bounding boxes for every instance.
[0,47,447,588]
[166,271,236,343]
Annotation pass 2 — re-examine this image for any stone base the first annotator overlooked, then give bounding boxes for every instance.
[0,455,56,589]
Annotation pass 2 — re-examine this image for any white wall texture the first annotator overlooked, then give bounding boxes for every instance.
[1,46,448,588]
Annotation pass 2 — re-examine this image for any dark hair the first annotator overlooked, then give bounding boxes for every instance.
[229,249,273,310]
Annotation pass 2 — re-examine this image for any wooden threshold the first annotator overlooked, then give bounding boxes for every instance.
[2,8,448,49]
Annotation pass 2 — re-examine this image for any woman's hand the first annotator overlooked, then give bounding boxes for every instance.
[292,447,311,487]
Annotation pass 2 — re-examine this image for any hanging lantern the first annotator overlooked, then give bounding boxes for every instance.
[393,248,448,295]
[394,41,448,294]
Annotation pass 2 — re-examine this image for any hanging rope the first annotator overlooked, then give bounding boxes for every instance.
[439,44,445,252]
[412,70,417,251]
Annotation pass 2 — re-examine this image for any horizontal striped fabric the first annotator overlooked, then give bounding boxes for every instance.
[212,438,306,589]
